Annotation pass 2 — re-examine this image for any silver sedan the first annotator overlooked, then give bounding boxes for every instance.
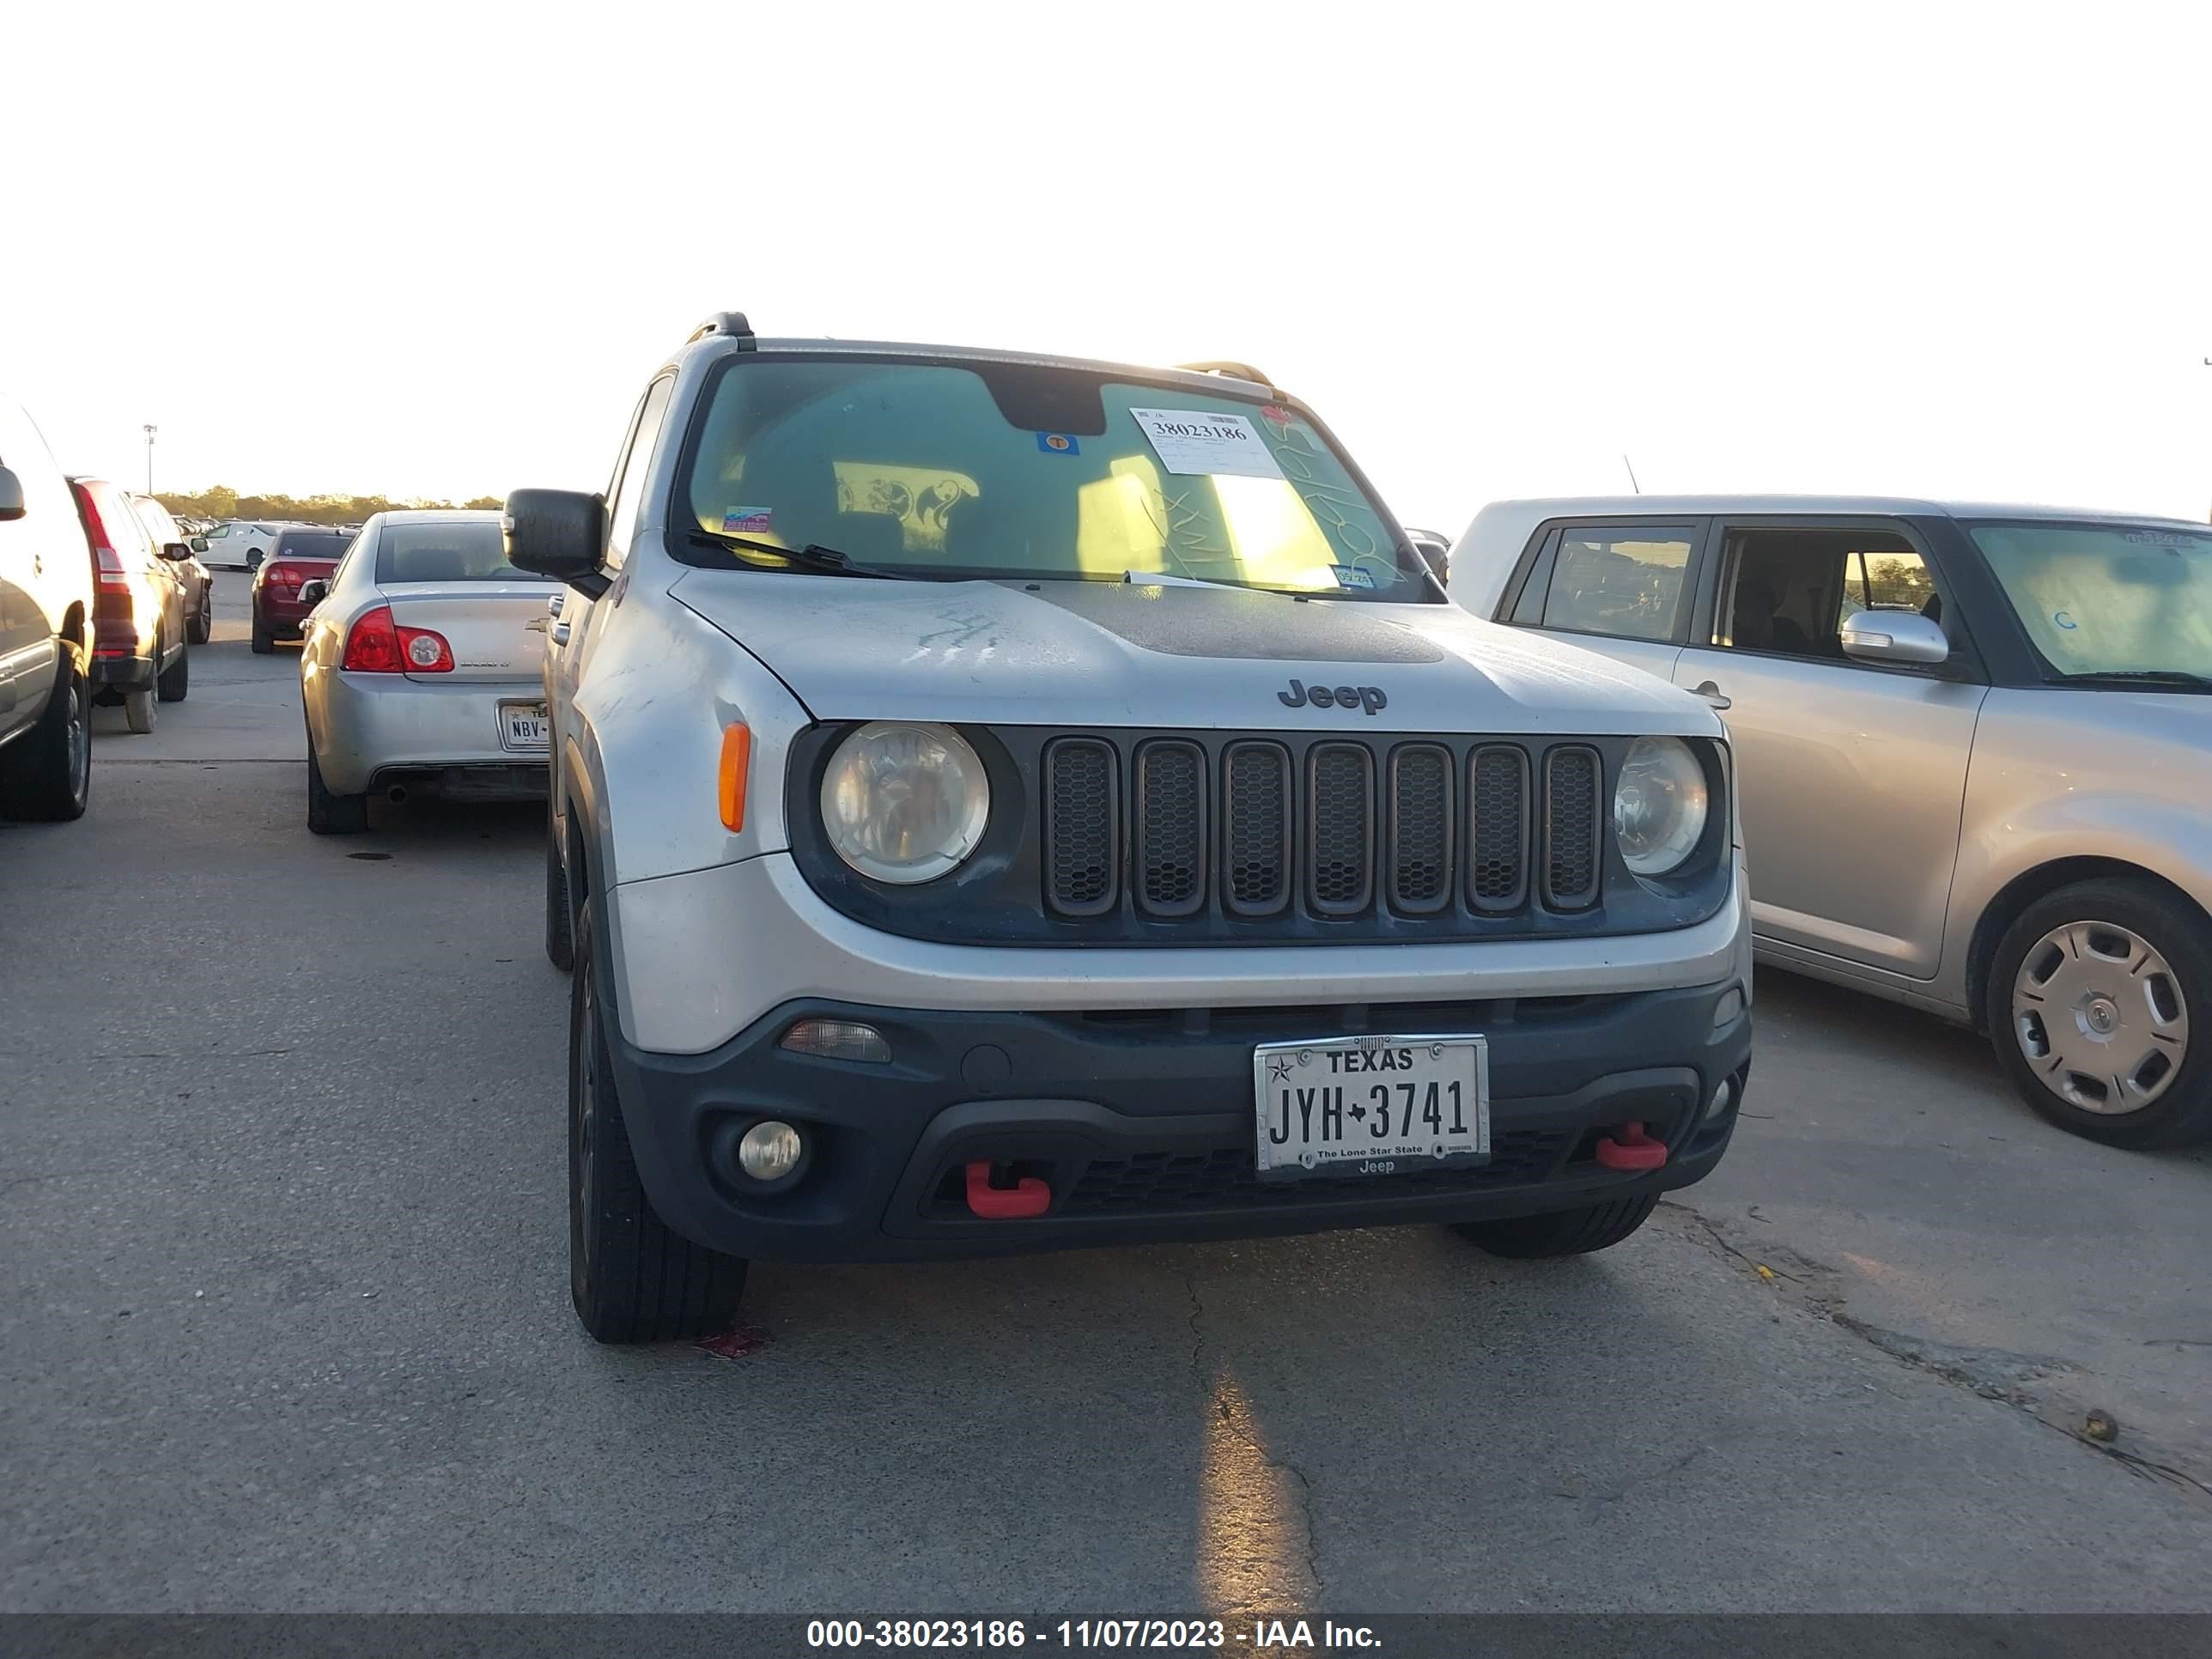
[299,509,556,834]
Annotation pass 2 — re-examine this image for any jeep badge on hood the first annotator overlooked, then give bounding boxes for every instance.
[1279,678,1389,714]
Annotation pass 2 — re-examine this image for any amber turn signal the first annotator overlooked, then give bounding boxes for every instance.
[718,723,751,831]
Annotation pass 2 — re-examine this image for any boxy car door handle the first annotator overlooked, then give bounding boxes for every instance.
[551,622,571,646]
[548,592,564,617]
[1690,680,1731,710]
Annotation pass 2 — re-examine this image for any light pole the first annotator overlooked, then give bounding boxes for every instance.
[143,424,157,495]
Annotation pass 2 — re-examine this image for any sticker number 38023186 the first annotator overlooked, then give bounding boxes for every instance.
[1128,407,1286,481]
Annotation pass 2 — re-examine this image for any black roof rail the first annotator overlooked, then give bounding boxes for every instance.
[1176,360,1275,388]
[687,312,756,349]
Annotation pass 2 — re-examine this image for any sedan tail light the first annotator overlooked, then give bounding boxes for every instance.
[341,605,454,673]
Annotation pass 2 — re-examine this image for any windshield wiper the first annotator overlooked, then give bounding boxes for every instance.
[2052,669,2212,690]
[686,529,916,580]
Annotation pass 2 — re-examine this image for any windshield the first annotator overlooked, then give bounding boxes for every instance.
[679,358,1422,598]
[375,520,542,584]
[1968,520,2212,679]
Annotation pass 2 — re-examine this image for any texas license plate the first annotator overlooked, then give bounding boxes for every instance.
[1252,1035,1490,1180]
[499,701,550,750]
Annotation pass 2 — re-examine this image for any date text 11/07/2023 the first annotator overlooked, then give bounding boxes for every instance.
[805,1619,1384,1649]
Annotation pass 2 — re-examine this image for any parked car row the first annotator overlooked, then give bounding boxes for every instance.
[1,396,210,807]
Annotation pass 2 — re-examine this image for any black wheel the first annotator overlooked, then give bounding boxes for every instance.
[305,742,368,835]
[250,606,273,654]
[570,899,748,1343]
[1986,878,2211,1149]
[187,596,212,645]
[1455,1194,1657,1259]
[157,638,190,702]
[0,656,91,822]
[545,811,575,971]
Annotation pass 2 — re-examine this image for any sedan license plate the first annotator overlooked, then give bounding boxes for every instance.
[500,701,550,751]
[1253,1035,1489,1180]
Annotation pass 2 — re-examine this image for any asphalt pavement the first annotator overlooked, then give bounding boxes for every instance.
[3,584,2207,1613]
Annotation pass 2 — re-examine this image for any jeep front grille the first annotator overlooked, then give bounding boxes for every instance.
[1041,732,1610,927]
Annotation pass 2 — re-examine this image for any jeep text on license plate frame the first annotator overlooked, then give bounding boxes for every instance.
[1251,1035,1491,1181]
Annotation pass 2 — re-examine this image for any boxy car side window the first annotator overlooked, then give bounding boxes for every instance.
[1522,526,1697,642]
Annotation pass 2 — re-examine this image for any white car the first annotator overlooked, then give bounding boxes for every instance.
[297,509,556,833]
[199,520,298,570]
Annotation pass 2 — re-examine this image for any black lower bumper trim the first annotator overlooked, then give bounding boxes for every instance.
[604,982,1752,1263]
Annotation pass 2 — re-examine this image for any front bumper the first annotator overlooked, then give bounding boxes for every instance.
[607,980,1753,1263]
[308,668,549,796]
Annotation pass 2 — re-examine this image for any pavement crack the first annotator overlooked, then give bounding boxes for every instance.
[1662,1199,2211,1504]
[1185,1269,1324,1608]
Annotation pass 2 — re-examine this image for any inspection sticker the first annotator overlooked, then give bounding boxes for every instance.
[721,505,773,533]
[1128,408,1285,480]
[1036,431,1080,455]
[1331,564,1376,590]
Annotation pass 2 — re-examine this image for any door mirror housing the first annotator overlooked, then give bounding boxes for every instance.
[0,465,25,523]
[504,489,610,598]
[298,578,330,605]
[1840,608,1949,666]
[190,535,209,554]
[1407,532,1450,588]
[160,541,191,562]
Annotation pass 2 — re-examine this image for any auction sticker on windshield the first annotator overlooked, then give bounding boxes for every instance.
[1129,408,1285,480]
[1253,1035,1490,1180]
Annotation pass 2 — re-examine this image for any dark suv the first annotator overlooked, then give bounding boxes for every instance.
[70,477,190,734]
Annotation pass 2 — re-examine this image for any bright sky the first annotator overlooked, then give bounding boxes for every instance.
[5,1,2209,533]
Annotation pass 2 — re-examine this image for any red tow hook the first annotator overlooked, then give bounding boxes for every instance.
[965,1161,1051,1219]
[1594,1121,1668,1171]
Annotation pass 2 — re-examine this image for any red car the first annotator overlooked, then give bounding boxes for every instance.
[69,476,191,734]
[251,526,354,653]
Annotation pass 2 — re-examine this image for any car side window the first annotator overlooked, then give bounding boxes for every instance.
[1717,528,1938,660]
[1513,524,1697,642]
[603,377,676,572]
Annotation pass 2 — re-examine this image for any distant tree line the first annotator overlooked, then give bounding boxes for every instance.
[153,486,503,526]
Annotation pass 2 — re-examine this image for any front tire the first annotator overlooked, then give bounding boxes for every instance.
[187,596,212,645]
[1455,1194,1657,1258]
[305,743,368,835]
[157,639,190,702]
[570,900,748,1343]
[0,657,91,822]
[545,811,575,971]
[1987,878,2210,1149]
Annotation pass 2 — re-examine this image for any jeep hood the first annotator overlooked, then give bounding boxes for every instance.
[668,571,1722,738]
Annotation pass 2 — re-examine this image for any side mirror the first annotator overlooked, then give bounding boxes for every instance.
[160,541,191,562]
[504,488,609,598]
[298,579,330,605]
[1409,535,1450,587]
[0,465,25,523]
[191,536,209,554]
[1840,608,1948,666]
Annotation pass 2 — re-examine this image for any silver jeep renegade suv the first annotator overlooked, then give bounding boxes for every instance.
[507,314,1753,1343]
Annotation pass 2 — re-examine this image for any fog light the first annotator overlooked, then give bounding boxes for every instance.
[1712,986,1746,1030]
[779,1018,891,1063]
[1704,1077,1735,1122]
[738,1120,804,1182]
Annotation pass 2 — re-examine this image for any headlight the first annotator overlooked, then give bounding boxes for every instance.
[820,721,989,884]
[1613,736,1709,877]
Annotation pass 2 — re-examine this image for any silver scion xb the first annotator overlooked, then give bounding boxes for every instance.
[506,313,1753,1344]
[1452,495,2212,1150]
[298,508,554,833]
